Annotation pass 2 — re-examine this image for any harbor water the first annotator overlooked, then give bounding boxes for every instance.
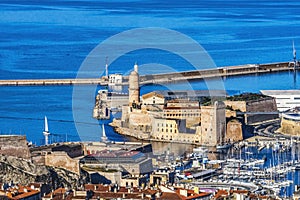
[1,0,300,197]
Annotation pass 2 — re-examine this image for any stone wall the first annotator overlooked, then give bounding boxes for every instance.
[224,101,246,112]
[0,135,31,160]
[226,120,243,142]
[0,155,82,188]
[225,97,278,125]
[200,101,226,146]
[45,152,80,174]
[280,118,300,136]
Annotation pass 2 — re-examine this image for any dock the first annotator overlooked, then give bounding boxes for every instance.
[0,61,296,86]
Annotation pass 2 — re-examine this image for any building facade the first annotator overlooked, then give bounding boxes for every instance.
[279,109,300,136]
[260,90,300,112]
[108,74,123,85]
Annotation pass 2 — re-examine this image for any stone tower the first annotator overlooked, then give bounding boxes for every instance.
[200,101,226,146]
[128,63,140,107]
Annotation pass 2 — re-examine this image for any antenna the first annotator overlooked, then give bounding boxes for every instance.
[43,116,50,145]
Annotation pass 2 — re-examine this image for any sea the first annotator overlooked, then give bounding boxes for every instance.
[0,0,300,196]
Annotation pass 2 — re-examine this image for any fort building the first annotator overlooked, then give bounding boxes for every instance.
[115,65,228,146]
[0,135,31,160]
[109,65,280,146]
[224,93,278,125]
[200,101,226,146]
[279,107,300,136]
[141,92,165,106]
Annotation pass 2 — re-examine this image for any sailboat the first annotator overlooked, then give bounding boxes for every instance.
[43,116,50,145]
[101,124,108,142]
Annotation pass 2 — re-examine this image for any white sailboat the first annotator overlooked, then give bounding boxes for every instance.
[43,116,50,145]
[101,124,108,142]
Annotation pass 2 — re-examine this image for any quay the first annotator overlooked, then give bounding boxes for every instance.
[0,61,297,86]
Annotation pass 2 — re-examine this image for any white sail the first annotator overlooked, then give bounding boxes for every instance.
[101,124,108,142]
[102,124,106,138]
[44,116,49,132]
[43,116,50,145]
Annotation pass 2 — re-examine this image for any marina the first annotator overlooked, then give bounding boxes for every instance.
[154,141,300,198]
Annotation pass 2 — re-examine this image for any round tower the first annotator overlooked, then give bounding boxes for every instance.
[128,63,140,107]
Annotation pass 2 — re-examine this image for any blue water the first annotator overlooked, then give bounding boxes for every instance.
[0,0,300,144]
[1,1,300,197]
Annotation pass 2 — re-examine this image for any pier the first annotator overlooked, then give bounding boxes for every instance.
[0,78,107,86]
[0,61,296,86]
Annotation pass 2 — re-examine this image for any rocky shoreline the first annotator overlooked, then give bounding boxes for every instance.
[0,155,85,189]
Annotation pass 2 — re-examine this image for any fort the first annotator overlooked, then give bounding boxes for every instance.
[0,135,31,159]
[102,63,279,147]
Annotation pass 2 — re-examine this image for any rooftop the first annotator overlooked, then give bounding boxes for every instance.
[154,90,227,98]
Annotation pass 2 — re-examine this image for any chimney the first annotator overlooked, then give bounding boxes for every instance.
[123,193,126,198]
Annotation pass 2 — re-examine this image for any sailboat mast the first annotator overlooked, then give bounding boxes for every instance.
[293,40,297,69]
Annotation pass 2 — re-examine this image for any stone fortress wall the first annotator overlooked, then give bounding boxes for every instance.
[0,135,31,159]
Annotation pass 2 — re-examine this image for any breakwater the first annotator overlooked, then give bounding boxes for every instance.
[0,61,296,86]
[0,78,107,86]
[137,61,295,84]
